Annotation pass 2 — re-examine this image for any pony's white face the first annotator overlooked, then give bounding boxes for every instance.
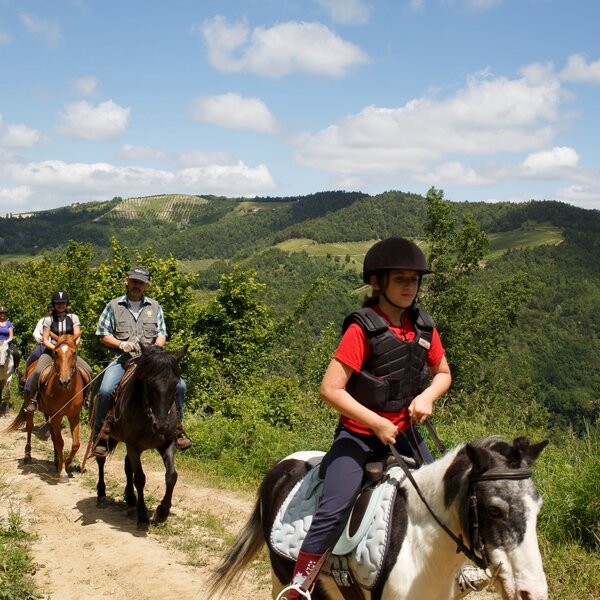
[476,477,548,600]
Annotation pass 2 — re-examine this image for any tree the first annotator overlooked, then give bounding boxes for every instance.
[421,187,530,391]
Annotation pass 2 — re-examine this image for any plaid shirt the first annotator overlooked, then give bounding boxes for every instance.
[96,294,167,338]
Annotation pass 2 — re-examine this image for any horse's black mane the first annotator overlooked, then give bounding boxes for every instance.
[135,345,181,380]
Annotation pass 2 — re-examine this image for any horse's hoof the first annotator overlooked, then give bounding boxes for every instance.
[58,473,69,483]
[153,505,170,523]
[97,496,111,509]
[23,455,32,464]
[137,521,149,532]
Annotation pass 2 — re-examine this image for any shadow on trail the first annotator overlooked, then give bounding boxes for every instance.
[74,495,149,537]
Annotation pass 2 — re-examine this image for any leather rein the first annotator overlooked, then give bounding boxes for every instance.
[388,443,533,570]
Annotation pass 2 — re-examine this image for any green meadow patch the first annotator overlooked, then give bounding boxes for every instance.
[487,223,563,259]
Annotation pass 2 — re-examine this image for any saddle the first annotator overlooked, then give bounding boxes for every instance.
[271,454,418,598]
[96,359,139,439]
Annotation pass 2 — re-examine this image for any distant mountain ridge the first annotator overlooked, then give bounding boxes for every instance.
[1,190,598,260]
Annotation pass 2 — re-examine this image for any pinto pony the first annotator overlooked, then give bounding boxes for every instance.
[94,344,186,529]
[6,333,88,482]
[208,436,548,600]
[0,340,15,416]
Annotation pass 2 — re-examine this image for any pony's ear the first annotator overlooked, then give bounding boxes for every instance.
[465,444,495,477]
[173,345,188,363]
[514,437,549,466]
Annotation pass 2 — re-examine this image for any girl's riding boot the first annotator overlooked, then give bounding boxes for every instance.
[24,391,37,414]
[285,550,323,600]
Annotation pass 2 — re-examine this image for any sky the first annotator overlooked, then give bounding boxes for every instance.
[1,0,600,217]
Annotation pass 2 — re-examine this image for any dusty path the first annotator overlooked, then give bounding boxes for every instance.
[0,415,268,600]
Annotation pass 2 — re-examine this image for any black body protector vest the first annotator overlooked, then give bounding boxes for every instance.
[50,314,75,336]
[343,306,435,413]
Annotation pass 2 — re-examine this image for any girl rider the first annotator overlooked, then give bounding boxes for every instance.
[284,237,452,600]
[24,290,92,414]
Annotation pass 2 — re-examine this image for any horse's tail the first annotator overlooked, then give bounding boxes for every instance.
[206,495,265,599]
[4,404,27,433]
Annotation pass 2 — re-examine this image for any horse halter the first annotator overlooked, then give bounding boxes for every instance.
[52,342,78,382]
[467,468,533,570]
[388,443,533,571]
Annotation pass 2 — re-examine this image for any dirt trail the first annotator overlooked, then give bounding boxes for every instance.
[0,415,267,600]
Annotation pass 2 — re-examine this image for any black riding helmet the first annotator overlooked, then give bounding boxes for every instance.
[51,290,69,304]
[363,237,432,284]
[0,306,8,314]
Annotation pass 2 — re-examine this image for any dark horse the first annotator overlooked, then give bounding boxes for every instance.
[94,344,186,529]
[208,436,548,600]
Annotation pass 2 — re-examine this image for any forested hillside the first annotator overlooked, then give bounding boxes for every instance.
[1,189,598,428]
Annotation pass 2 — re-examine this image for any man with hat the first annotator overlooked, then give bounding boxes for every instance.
[91,266,191,457]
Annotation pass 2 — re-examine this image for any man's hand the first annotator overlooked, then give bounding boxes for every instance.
[119,341,140,353]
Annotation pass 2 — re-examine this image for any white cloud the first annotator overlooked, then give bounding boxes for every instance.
[74,75,100,97]
[0,186,32,210]
[415,161,491,186]
[177,150,238,167]
[555,184,600,209]
[1,123,46,148]
[119,144,168,161]
[57,100,130,141]
[315,0,372,25]
[521,147,580,177]
[199,16,369,77]
[19,12,63,48]
[295,65,563,178]
[442,0,502,10]
[189,93,277,133]
[0,158,276,211]
[409,0,425,10]
[560,54,600,85]
[0,31,12,45]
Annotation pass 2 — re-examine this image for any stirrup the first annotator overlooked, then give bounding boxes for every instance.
[455,565,492,597]
[276,584,312,600]
[25,397,38,414]
[91,419,113,458]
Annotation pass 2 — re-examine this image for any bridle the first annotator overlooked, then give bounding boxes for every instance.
[52,342,78,383]
[388,443,533,570]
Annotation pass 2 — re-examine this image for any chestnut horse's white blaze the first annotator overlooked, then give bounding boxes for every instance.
[208,436,548,600]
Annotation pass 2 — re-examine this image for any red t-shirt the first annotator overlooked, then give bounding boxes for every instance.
[333,305,445,436]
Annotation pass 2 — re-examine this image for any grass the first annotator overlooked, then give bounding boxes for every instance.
[0,475,37,599]
[486,223,563,259]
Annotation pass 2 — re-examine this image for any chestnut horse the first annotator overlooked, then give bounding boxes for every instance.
[6,333,88,482]
[208,436,548,600]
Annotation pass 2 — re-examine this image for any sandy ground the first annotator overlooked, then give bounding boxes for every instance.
[0,414,265,600]
[0,412,500,600]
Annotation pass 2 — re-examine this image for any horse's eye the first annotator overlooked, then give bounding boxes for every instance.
[487,506,504,519]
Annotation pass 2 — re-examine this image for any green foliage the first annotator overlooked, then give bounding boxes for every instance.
[421,187,531,391]
[0,505,36,599]
[537,423,600,551]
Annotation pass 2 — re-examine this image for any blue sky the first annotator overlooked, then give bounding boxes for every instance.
[1,0,600,216]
